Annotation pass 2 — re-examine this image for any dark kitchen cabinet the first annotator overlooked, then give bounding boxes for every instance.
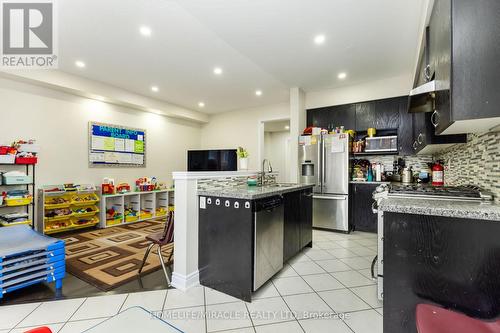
[306,104,355,131]
[350,183,378,233]
[354,102,376,131]
[423,0,500,134]
[384,212,500,333]
[355,98,399,131]
[283,191,300,262]
[397,98,414,155]
[299,188,313,248]
[284,188,313,262]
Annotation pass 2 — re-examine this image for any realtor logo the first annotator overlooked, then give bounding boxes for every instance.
[1,0,58,68]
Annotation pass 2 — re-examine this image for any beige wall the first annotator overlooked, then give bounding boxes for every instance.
[0,78,201,187]
[200,103,289,171]
[305,74,412,109]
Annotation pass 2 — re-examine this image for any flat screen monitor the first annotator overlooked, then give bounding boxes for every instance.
[187,149,237,171]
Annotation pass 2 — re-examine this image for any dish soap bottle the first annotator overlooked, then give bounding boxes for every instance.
[367,165,373,182]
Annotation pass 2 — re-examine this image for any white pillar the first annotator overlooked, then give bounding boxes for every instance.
[171,175,200,291]
[289,87,306,182]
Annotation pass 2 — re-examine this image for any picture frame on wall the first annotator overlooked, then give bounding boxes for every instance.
[88,121,146,168]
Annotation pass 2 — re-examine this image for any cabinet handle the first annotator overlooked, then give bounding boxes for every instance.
[424,64,431,81]
[431,110,440,128]
[412,141,418,150]
[417,133,423,145]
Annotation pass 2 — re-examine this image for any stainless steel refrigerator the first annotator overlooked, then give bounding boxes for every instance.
[298,133,349,232]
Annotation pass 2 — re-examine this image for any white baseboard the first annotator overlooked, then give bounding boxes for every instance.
[171,270,200,291]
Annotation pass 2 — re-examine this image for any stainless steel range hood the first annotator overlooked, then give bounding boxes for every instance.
[408,80,436,113]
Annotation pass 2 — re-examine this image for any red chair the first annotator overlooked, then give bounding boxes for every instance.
[24,327,52,333]
[137,211,174,286]
[416,304,500,333]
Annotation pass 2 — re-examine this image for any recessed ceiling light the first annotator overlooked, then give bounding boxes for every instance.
[75,60,85,68]
[198,102,205,108]
[139,26,152,37]
[285,125,290,130]
[255,90,263,96]
[337,72,347,79]
[151,86,159,92]
[314,34,326,45]
[213,67,223,75]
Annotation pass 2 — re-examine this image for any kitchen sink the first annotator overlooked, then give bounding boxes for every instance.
[267,183,296,188]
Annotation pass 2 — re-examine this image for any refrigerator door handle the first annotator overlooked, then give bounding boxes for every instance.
[313,195,347,200]
[321,139,326,189]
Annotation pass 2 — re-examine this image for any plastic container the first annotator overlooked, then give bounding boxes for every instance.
[125,215,139,223]
[5,197,32,206]
[71,193,99,206]
[44,196,71,209]
[72,205,99,218]
[15,157,37,165]
[17,144,40,153]
[2,174,33,185]
[0,155,15,164]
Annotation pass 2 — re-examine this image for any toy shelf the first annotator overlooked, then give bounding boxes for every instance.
[36,184,101,235]
[0,163,36,228]
[100,189,173,228]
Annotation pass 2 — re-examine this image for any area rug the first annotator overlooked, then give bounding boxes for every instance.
[60,219,173,291]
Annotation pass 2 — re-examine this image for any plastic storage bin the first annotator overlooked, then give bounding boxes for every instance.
[15,157,37,164]
[0,155,15,164]
[5,197,32,206]
[71,193,99,206]
[2,174,33,185]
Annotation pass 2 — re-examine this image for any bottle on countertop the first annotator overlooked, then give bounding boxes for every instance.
[367,165,373,182]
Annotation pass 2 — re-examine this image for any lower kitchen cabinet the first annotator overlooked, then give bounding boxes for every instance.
[350,183,378,233]
[283,188,313,262]
[384,212,500,333]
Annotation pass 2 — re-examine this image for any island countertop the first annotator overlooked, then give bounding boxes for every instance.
[379,197,500,221]
[198,184,314,200]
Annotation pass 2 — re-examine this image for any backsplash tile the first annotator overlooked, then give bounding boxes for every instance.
[435,132,500,201]
[197,173,277,191]
[360,155,433,172]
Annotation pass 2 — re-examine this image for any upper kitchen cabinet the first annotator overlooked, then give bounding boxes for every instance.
[306,104,355,130]
[409,0,500,135]
[355,98,400,131]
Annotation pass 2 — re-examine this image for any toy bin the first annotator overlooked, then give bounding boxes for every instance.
[71,205,99,218]
[0,155,15,164]
[44,218,72,234]
[106,216,123,227]
[2,174,33,185]
[71,217,99,229]
[44,195,71,209]
[15,157,37,165]
[5,197,32,206]
[125,215,139,223]
[0,219,32,227]
[17,144,40,153]
[71,193,99,206]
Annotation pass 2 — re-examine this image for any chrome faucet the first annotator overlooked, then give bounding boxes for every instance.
[259,159,273,186]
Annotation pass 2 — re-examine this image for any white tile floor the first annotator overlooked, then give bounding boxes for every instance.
[0,229,382,333]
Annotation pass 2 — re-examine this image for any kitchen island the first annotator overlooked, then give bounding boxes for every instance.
[198,184,313,302]
[379,197,500,333]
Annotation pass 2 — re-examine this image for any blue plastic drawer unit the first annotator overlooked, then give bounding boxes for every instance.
[0,225,65,299]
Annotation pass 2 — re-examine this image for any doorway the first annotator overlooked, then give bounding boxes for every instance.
[262,119,291,183]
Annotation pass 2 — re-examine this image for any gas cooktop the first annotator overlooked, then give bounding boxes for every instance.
[387,184,493,201]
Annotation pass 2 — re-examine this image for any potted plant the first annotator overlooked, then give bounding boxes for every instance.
[237,147,249,170]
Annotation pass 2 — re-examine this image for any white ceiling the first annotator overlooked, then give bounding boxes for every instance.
[58,0,426,114]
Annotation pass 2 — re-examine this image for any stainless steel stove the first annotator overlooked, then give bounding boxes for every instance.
[386,184,493,201]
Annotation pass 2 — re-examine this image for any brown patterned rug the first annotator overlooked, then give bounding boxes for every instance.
[60,219,173,291]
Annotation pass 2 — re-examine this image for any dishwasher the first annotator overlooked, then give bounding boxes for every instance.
[253,195,284,291]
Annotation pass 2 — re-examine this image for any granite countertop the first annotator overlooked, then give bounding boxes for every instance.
[379,197,500,221]
[198,184,314,200]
